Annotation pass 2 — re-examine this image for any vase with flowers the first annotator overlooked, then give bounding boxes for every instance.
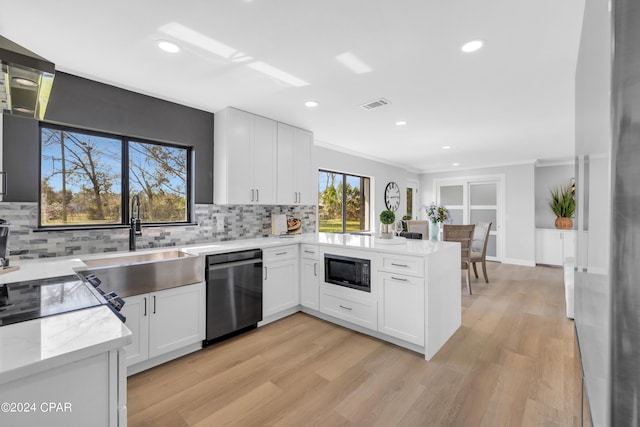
[424,203,451,241]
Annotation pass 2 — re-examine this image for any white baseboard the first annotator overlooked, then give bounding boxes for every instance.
[127,342,202,376]
[502,258,536,267]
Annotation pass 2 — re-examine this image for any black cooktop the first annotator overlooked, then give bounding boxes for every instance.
[0,274,107,326]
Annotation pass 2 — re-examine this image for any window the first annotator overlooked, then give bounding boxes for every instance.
[40,124,190,227]
[318,170,370,233]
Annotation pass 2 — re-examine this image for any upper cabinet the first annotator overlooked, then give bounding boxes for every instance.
[276,123,313,205]
[214,107,315,206]
[214,107,277,205]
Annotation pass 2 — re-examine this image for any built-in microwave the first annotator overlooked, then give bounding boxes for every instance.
[324,254,370,292]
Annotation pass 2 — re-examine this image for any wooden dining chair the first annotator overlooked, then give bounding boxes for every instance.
[470,222,492,283]
[443,224,476,295]
[407,220,429,240]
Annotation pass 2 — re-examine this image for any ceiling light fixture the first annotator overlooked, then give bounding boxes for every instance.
[157,40,181,53]
[305,100,319,108]
[461,40,483,53]
[335,52,373,74]
[452,162,460,166]
[442,145,451,150]
[395,121,407,126]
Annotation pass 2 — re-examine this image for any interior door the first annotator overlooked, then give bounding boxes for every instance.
[437,176,503,261]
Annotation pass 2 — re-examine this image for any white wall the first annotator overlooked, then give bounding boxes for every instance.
[419,163,536,266]
[535,163,576,229]
[312,144,419,232]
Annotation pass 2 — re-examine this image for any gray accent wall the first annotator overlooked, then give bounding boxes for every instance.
[534,163,575,229]
[2,71,214,203]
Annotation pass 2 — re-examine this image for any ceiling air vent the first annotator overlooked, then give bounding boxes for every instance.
[360,98,391,110]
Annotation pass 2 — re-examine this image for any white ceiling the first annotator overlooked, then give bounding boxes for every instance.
[0,0,585,173]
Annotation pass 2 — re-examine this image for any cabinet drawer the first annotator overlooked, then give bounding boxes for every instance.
[320,292,377,330]
[380,255,424,277]
[263,245,298,262]
[301,244,318,260]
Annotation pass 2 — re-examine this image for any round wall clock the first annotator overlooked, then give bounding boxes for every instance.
[384,181,400,211]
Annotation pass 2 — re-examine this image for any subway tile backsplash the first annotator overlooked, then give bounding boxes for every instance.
[0,203,316,260]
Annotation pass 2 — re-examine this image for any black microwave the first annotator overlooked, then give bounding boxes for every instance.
[324,254,370,292]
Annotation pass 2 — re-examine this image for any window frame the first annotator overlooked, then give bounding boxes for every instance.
[38,122,193,230]
[318,169,371,234]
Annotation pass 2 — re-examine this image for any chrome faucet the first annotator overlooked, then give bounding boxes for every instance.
[129,194,142,251]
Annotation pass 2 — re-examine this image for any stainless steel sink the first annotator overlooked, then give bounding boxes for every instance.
[82,250,194,268]
[77,250,204,298]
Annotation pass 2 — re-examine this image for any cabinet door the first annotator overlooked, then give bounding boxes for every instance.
[121,294,149,366]
[276,122,296,205]
[293,127,313,205]
[535,229,563,266]
[263,259,299,317]
[378,272,425,346]
[562,230,577,262]
[253,115,277,204]
[300,258,319,310]
[149,282,205,358]
[226,108,254,204]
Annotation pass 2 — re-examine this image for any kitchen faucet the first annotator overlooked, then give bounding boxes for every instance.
[129,194,142,251]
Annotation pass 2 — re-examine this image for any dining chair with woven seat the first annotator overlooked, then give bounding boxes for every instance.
[470,221,492,283]
[443,224,476,295]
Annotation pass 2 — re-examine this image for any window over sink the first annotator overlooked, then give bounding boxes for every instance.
[39,124,192,228]
[318,170,370,233]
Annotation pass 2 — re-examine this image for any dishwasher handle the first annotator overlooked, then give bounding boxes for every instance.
[207,258,262,271]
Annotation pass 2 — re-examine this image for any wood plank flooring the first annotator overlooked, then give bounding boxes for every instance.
[127,263,581,426]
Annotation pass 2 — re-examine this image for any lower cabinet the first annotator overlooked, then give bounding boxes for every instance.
[263,245,299,318]
[121,282,205,368]
[320,291,377,330]
[536,228,577,266]
[378,272,425,346]
[300,244,319,310]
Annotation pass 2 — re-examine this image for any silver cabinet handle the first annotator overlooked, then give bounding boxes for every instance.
[339,305,352,311]
[256,189,259,202]
[143,297,147,316]
[264,266,268,280]
[153,295,157,314]
[276,252,287,256]
[304,250,315,254]
[391,276,409,282]
[251,189,254,202]
[314,262,317,276]
[391,263,409,267]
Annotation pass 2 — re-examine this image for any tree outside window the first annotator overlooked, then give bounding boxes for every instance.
[40,125,190,227]
[318,170,370,233]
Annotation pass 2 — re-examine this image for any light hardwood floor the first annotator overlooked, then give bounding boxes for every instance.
[128,263,581,426]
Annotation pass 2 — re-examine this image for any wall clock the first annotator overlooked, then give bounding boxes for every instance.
[384,181,400,211]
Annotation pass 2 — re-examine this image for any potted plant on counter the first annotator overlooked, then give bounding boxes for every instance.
[379,210,396,239]
[549,184,575,229]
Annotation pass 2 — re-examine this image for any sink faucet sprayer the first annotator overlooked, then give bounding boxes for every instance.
[129,194,142,251]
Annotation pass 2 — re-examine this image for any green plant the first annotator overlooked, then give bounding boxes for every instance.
[402,215,412,231]
[379,210,395,225]
[549,185,575,218]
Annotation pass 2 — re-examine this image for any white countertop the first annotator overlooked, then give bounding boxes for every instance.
[0,305,132,384]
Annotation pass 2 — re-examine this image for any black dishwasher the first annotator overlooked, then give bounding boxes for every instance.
[204,249,263,345]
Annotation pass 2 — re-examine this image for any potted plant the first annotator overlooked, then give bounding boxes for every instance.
[401,215,412,232]
[424,203,451,240]
[379,210,396,239]
[549,184,575,229]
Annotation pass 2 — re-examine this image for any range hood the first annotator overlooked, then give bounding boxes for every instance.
[0,35,55,120]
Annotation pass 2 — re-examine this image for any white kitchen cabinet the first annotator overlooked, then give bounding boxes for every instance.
[300,244,319,310]
[276,122,314,205]
[536,229,577,266]
[122,282,205,369]
[214,107,277,205]
[378,271,425,346]
[263,245,299,317]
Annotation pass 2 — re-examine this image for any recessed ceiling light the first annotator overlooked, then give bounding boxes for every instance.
[461,40,483,53]
[157,40,181,53]
[442,145,451,150]
[305,100,319,108]
[452,162,460,166]
[395,121,407,126]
